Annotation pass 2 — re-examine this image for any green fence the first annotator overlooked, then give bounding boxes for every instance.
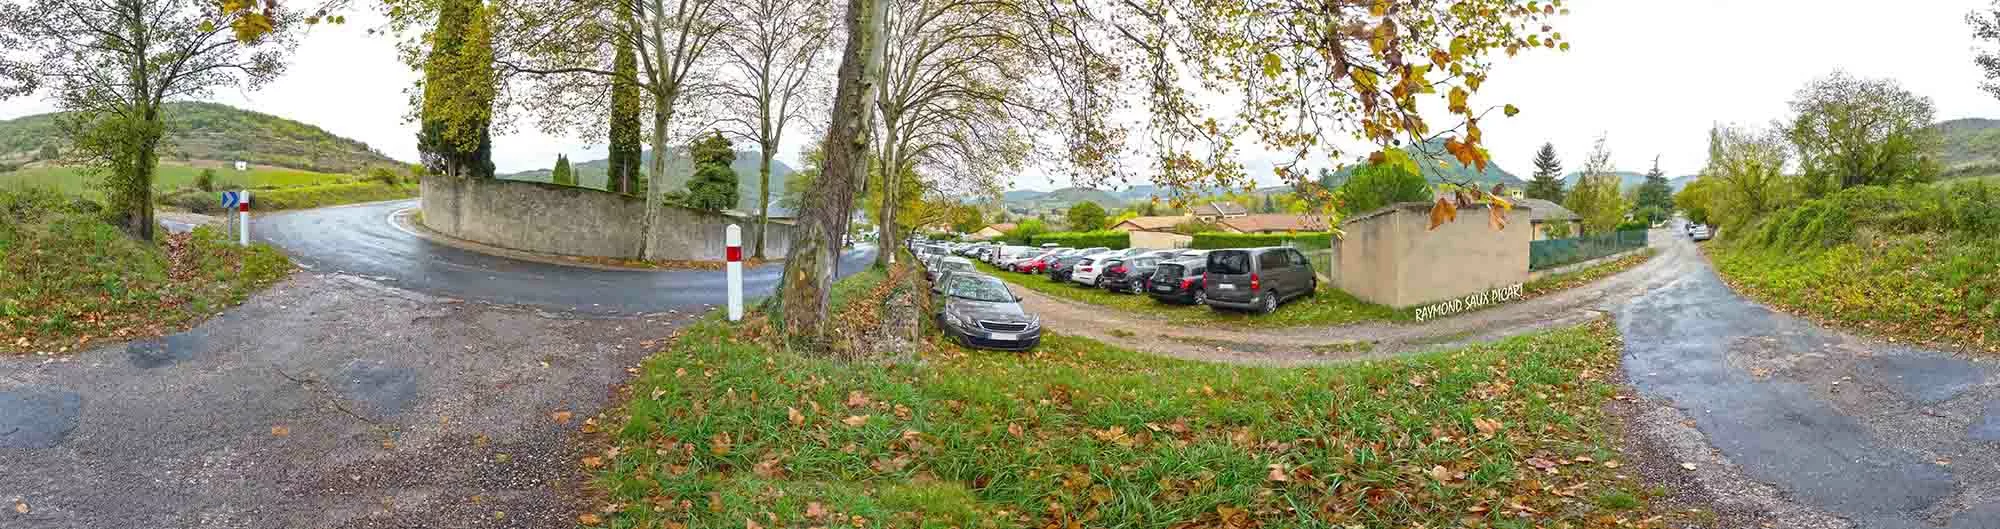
[1529,230,1647,270]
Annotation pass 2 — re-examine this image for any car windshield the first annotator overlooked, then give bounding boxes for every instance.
[943,261,973,272]
[945,276,1014,303]
[1210,251,1251,274]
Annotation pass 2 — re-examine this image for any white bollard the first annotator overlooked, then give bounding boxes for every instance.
[238,190,251,247]
[726,224,743,321]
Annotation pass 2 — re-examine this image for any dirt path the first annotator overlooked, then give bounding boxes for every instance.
[0,272,693,529]
[1010,228,1683,366]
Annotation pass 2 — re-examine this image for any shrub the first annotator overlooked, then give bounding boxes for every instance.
[1192,231,1334,250]
[195,168,217,192]
[369,167,401,187]
[1030,230,1129,249]
[1613,220,1649,233]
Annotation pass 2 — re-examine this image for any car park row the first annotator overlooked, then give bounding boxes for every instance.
[904,237,1322,350]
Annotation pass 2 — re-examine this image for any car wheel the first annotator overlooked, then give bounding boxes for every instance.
[1192,289,1207,306]
[1258,293,1278,314]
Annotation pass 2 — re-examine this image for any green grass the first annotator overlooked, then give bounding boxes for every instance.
[976,261,1408,328]
[1,188,292,354]
[158,181,417,214]
[584,298,1685,527]
[0,161,347,195]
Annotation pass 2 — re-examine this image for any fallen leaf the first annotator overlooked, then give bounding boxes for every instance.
[1428,464,1458,482]
[578,513,603,526]
[13,502,26,514]
[1680,463,1697,471]
[745,519,763,529]
[788,407,804,426]
[753,458,784,478]
[842,415,869,427]
[1266,463,1290,482]
[1603,460,1622,469]
[846,391,870,408]
[1007,423,1024,437]
[1525,457,1558,471]
[805,502,828,520]
[582,456,604,469]
[1472,417,1502,436]
[270,425,289,437]
[552,410,574,425]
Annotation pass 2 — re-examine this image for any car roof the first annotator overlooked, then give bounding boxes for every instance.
[942,256,972,264]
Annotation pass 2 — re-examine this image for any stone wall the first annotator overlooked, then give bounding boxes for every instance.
[421,176,790,262]
[1335,202,1532,308]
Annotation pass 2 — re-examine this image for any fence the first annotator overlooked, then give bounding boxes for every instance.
[1529,230,1647,270]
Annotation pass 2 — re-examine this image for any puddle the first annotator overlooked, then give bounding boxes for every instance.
[0,388,83,449]
[335,360,420,419]
[127,332,202,369]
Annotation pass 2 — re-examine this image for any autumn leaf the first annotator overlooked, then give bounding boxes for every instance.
[1428,464,1459,482]
[552,410,574,425]
[805,501,828,520]
[1428,197,1458,231]
[582,456,604,469]
[787,407,804,426]
[846,391,870,408]
[1504,103,1520,117]
[1007,423,1024,437]
[842,415,870,427]
[710,433,733,456]
[13,502,27,514]
[744,519,763,529]
[1265,463,1289,482]
[1472,417,1502,436]
[270,425,289,437]
[1488,203,1509,231]
[578,513,603,526]
[1680,462,1698,471]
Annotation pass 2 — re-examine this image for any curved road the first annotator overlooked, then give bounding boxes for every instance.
[253,199,876,314]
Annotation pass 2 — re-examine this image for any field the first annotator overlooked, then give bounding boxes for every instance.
[0,161,348,195]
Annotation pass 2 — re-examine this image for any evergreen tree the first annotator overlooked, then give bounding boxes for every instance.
[1066,201,1107,231]
[685,132,739,211]
[551,154,576,186]
[417,0,497,180]
[1634,155,1673,223]
[1525,142,1565,202]
[1261,194,1276,213]
[605,0,643,195]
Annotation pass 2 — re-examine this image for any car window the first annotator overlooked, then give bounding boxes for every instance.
[1209,251,1251,274]
[1288,250,1308,268]
[1258,250,1284,269]
[1188,265,1205,276]
[1135,257,1158,267]
[945,276,1014,302]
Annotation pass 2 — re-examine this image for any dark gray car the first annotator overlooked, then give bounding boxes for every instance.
[1202,247,1316,314]
[932,273,1042,351]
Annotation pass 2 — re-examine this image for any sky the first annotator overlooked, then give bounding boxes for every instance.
[4,0,2000,190]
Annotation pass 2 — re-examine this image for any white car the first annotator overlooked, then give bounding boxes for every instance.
[1690,225,1713,241]
[994,246,1038,268]
[1069,252,1120,287]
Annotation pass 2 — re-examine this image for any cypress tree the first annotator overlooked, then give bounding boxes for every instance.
[605,0,643,195]
[416,0,496,179]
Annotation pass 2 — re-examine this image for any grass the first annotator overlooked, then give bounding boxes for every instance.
[1710,235,2000,352]
[0,161,347,195]
[581,283,1690,528]
[975,261,1408,328]
[158,181,417,214]
[1523,248,1657,298]
[1,188,293,354]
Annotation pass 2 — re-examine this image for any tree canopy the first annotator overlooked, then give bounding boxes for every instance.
[1066,201,1108,231]
[1787,72,1940,195]
[1338,149,1433,215]
[1526,142,1564,202]
[685,132,739,211]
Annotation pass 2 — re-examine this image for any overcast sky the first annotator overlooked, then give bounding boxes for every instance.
[4,0,1999,190]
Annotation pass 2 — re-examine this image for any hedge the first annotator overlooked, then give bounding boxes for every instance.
[1191,232,1334,251]
[1028,230,1130,249]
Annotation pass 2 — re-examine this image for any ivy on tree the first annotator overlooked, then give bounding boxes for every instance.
[685,132,738,212]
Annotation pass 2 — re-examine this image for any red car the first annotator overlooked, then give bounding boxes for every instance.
[1013,250,1066,273]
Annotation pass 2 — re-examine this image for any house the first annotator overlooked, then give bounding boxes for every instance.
[1518,198,1582,241]
[1188,202,1249,221]
[1110,216,1186,233]
[233,160,249,171]
[971,223,1016,240]
[1217,214,1328,234]
[1110,215,1194,248]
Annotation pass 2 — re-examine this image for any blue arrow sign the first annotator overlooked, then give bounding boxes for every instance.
[221,191,240,209]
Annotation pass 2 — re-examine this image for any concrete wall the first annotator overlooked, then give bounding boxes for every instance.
[421,176,789,261]
[1335,202,1532,308]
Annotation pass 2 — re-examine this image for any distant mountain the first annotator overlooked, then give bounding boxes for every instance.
[500,150,794,213]
[998,185,1162,212]
[1319,142,1523,189]
[1936,117,2000,178]
[0,102,402,174]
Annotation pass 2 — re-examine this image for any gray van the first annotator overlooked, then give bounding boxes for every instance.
[1202,247,1316,313]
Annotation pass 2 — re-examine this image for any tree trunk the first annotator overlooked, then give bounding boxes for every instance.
[755,149,772,259]
[874,130,898,269]
[778,0,886,351]
[640,97,672,259]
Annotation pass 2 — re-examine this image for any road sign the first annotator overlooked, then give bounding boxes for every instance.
[221,191,241,210]
[726,225,743,321]
[221,191,252,246]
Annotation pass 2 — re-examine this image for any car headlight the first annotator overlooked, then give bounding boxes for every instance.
[943,312,967,327]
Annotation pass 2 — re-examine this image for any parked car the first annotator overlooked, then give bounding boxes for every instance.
[932,273,1042,351]
[1691,224,1713,241]
[1147,257,1208,305]
[995,246,1040,268]
[1046,252,1095,283]
[1203,247,1316,314]
[1068,253,1121,287]
[1019,248,1074,273]
[1101,255,1164,293]
[928,256,975,281]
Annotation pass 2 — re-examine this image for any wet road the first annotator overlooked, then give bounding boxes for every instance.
[1620,233,2000,528]
[253,199,876,314]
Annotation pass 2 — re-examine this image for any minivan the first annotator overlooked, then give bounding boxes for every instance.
[1202,247,1316,313]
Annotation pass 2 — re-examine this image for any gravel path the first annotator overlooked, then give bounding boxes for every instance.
[1010,228,1680,366]
[0,272,693,529]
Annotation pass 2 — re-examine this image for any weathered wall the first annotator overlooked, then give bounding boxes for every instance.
[421,176,789,261]
[1336,202,1532,308]
[1128,231,1192,249]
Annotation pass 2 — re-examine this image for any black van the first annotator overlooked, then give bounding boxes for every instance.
[1202,247,1316,313]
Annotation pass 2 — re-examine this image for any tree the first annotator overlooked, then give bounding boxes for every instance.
[1564,135,1628,234]
[777,146,822,212]
[418,0,497,181]
[1787,72,1940,195]
[551,154,576,186]
[948,204,983,234]
[0,0,295,241]
[715,0,831,258]
[35,144,57,162]
[1526,142,1565,202]
[197,169,219,192]
[1261,194,1276,213]
[1337,150,1433,215]
[1969,5,2000,101]
[685,132,738,211]
[1633,155,1672,223]
[1066,201,1108,231]
[606,0,644,196]
[1696,123,1792,233]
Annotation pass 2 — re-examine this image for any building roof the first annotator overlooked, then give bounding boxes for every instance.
[982,223,1017,233]
[1193,202,1249,217]
[1113,215,1186,231]
[1219,214,1329,233]
[1516,198,1579,222]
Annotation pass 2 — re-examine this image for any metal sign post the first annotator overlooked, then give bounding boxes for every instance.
[725,224,743,321]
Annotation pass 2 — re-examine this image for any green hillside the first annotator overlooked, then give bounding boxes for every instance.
[500,150,795,213]
[1937,117,2000,179]
[0,102,403,174]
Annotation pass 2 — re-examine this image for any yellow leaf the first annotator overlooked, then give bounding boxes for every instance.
[13,502,27,514]
[552,410,574,425]
[1448,86,1469,113]
[270,425,289,437]
[788,407,804,426]
[1260,52,1282,79]
[578,513,603,526]
[1266,463,1290,482]
[842,415,870,427]
[1488,202,1509,231]
[1503,104,1520,117]
[582,456,604,469]
[1428,197,1457,231]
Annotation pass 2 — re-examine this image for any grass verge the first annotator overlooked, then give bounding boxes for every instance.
[581,283,1693,527]
[159,181,417,214]
[1710,236,2000,352]
[1,188,292,354]
[1524,248,1658,299]
[0,161,347,195]
[976,261,1408,328]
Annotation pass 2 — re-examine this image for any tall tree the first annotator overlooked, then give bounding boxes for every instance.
[1701,123,1792,230]
[1066,201,1107,231]
[1633,155,1672,222]
[605,0,644,196]
[1786,72,1940,195]
[0,0,296,241]
[1337,149,1433,215]
[1968,5,2000,101]
[419,0,498,181]
[1564,134,1626,234]
[779,0,888,349]
[551,154,576,185]
[1526,142,1565,202]
[685,132,739,211]
[715,0,831,258]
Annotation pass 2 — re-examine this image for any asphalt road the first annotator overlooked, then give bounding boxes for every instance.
[1621,231,2000,528]
[252,199,876,314]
